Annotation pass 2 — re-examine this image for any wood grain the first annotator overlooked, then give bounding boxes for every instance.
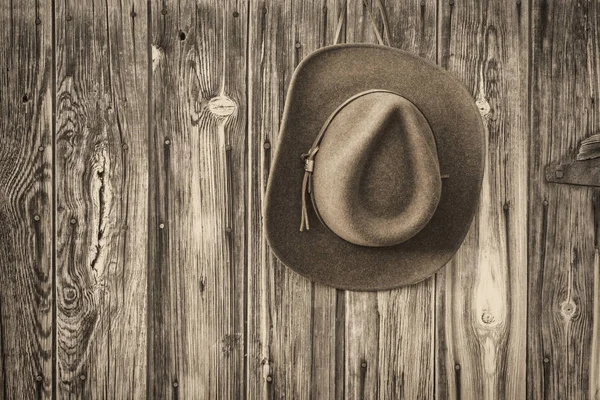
[54,0,149,397]
[0,0,54,398]
[147,0,247,398]
[435,0,529,398]
[529,0,600,398]
[246,0,343,398]
[343,0,437,398]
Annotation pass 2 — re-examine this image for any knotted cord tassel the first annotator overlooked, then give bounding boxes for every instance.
[300,170,311,231]
[299,147,319,231]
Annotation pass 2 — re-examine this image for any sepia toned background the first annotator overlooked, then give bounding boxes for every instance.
[1,0,599,398]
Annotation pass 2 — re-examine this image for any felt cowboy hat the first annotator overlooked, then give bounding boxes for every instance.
[264,10,484,291]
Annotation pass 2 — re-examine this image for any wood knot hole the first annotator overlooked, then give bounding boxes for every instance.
[208,96,237,117]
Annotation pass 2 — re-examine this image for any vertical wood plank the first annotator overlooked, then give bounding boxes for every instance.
[54,0,149,397]
[0,0,54,398]
[147,0,247,398]
[344,1,437,398]
[246,0,342,398]
[529,0,600,398]
[435,0,529,398]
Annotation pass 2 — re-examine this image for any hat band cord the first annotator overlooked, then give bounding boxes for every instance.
[333,0,391,47]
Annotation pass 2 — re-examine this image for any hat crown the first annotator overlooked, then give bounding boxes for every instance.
[312,91,442,247]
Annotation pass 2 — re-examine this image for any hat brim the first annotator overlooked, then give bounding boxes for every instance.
[264,44,485,291]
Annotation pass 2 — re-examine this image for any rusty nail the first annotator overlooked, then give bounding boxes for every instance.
[555,170,564,179]
[34,214,41,221]
[233,11,239,17]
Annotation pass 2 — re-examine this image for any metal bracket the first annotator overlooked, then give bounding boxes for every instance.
[545,158,600,187]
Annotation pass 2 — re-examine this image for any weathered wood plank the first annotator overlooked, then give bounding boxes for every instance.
[0,0,54,398]
[246,0,343,398]
[147,0,247,398]
[54,0,149,397]
[435,0,529,398]
[529,0,600,398]
[343,1,437,398]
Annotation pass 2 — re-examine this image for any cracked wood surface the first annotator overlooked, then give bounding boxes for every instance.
[0,0,600,399]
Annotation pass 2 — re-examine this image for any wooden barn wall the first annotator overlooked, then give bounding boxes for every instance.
[0,0,599,399]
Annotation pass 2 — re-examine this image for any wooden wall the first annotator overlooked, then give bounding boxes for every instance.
[0,0,599,398]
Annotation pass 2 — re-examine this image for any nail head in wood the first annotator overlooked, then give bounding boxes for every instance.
[79,375,86,381]
[233,11,239,18]
[33,214,40,221]
[70,218,77,225]
[555,170,564,179]
[36,375,43,382]
[226,226,232,233]
[449,0,454,5]
[361,362,367,368]
[35,17,41,25]
[295,42,302,49]
[264,142,271,149]
[266,375,273,383]
[161,8,168,15]
[225,145,232,151]
[122,143,128,150]
[543,357,550,364]
[130,11,137,18]
[173,381,179,388]
[159,223,165,230]
[454,363,461,370]
[262,7,268,14]
[165,139,171,145]
[38,146,44,152]
[543,199,548,206]
[66,15,72,21]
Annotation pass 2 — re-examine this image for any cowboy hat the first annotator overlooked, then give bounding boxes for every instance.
[264,43,484,291]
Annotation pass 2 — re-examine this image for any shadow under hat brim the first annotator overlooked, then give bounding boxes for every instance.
[264,44,485,291]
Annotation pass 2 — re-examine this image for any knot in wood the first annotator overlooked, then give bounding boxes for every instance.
[481,311,495,324]
[63,287,78,303]
[560,300,576,317]
[208,96,237,117]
